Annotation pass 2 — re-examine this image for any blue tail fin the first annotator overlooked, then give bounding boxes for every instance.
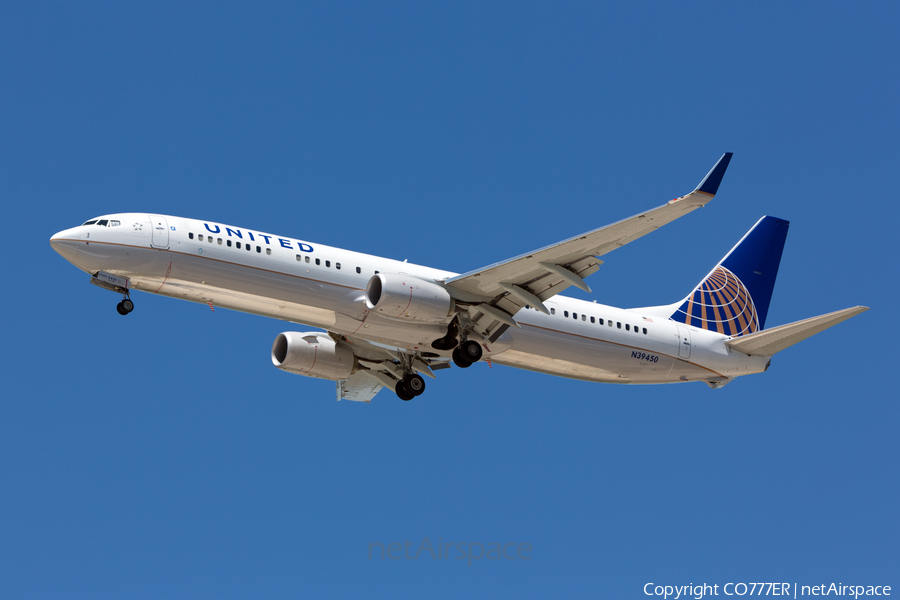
[670,216,789,335]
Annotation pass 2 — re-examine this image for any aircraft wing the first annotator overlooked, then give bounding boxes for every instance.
[443,153,733,337]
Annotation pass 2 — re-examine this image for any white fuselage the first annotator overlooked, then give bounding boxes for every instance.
[50,213,770,386]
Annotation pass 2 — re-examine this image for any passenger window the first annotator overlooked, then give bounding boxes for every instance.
[356,266,361,274]
[626,324,630,331]
[296,254,302,261]
[564,311,569,317]
[643,327,647,334]
[573,313,577,320]
[590,316,595,323]
[246,243,251,251]
[582,315,586,321]
[97,219,108,226]
[198,235,204,242]
[608,321,613,327]
[305,256,310,263]
[208,237,213,243]
[256,246,261,253]
[336,263,341,270]
[325,260,330,267]
[236,242,241,249]
[550,308,556,315]
[315,258,321,266]
[217,238,222,245]
[227,240,232,247]
[617,322,621,329]
[189,232,194,240]
[266,248,271,255]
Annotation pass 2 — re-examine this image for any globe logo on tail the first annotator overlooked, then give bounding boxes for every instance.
[673,266,759,336]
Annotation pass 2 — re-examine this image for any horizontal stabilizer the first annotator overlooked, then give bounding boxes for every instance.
[725,306,869,357]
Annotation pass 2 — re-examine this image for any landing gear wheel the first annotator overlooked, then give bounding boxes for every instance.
[116,298,134,316]
[403,374,426,396]
[452,347,473,369]
[396,381,415,401]
[460,340,483,363]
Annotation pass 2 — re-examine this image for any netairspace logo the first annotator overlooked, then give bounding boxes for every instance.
[644,582,892,599]
[368,537,531,566]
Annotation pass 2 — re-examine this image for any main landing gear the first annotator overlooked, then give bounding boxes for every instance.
[116,295,134,316]
[395,373,426,401]
[452,340,483,369]
[390,336,484,401]
[386,352,428,401]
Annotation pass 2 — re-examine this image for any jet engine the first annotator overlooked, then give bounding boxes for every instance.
[271,332,357,380]
[364,273,454,323]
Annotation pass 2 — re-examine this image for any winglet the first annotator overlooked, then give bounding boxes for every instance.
[695,152,733,196]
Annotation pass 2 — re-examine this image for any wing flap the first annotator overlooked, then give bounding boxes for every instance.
[725,306,869,357]
[337,370,383,402]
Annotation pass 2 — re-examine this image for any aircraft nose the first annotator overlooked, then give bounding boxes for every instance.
[50,227,84,261]
[50,227,79,246]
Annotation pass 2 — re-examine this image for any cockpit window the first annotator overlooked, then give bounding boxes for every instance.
[97,219,109,227]
[109,220,121,227]
[82,220,98,226]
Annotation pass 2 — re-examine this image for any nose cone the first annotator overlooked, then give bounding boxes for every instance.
[50,227,84,264]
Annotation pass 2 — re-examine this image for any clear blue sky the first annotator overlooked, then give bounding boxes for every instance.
[2,2,897,598]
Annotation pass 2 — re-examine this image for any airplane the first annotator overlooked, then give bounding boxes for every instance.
[50,153,868,402]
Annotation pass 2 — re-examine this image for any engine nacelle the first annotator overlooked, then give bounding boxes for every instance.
[364,273,454,323]
[271,332,357,381]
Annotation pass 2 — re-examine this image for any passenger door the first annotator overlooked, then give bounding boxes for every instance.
[149,214,169,249]
[676,324,692,359]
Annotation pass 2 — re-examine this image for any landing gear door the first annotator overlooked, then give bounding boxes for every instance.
[676,324,692,359]
[149,215,169,249]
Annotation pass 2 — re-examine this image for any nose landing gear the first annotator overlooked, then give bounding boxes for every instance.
[116,296,134,315]
[89,272,134,316]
